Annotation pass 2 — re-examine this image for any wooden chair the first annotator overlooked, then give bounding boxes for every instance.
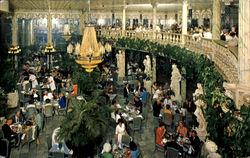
[121,134,131,147]
[163,113,173,126]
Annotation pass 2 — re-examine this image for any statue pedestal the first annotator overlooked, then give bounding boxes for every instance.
[143,79,152,94]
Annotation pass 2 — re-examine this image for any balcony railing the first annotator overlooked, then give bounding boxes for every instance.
[97,29,239,83]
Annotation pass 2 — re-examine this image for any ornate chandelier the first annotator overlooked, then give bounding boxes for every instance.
[74,0,111,72]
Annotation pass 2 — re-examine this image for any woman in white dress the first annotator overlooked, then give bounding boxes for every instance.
[47,74,56,93]
[115,119,129,149]
[29,73,38,89]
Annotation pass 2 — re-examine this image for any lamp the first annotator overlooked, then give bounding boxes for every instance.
[8,45,21,71]
[62,24,72,41]
[74,0,111,72]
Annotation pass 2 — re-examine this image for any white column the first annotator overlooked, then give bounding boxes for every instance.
[122,6,127,31]
[238,0,250,86]
[152,3,157,34]
[182,0,188,35]
[30,19,34,45]
[12,13,17,46]
[130,18,133,29]
[47,13,52,46]
[212,0,221,40]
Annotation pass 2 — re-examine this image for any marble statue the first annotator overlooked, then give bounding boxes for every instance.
[116,50,125,78]
[193,83,207,142]
[63,24,71,35]
[67,43,73,54]
[75,42,81,55]
[170,64,182,102]
[143,55,152,78]
[204,140,221,158]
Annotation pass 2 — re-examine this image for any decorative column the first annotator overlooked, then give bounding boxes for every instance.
[12,13,18,70]
[152,55,157,83]
[181,67,186,104]
[12,13,17,46]
[148,19,151,29]
[223,0,250,109]
[22,19,25,46]
[212,0,221,40]
[47,13,52,70]
[152,3,157,39]
[47,13,52,46]
[116,49,126,78]
[122,5,126,31]
[182,0,188,35]
[30,19,34,45]
[198,11,204,27]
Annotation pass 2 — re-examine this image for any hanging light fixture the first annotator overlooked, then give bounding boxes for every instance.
[62,23,72,41]
[74,0,111,72]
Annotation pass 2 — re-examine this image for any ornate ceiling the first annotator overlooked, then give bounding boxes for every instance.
[9,0,215,12]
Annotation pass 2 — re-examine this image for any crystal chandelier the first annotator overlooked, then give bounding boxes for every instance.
[74,0,111,72]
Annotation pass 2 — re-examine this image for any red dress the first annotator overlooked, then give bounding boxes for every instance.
[156,127,165,147]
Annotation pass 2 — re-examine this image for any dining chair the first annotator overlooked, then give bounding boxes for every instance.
[129,117,142,140]
[174,114,183,127]
[163,113,172,126]
[152,127,165,155]
[121,134,131,147]
[166,147,179,158]
[185,115,193,128]
[1,138,10,158]
[128,93,134,103]
[44,105,54,124]
[26,107,37,120]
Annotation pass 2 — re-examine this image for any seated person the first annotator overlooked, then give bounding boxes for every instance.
[26,99,36,109]
[176,121,188,138]
[43,91,53,102]
[71,81,78,96]
[19,120,34,145]
[135,81,143,93]
[13,111,25,124]
[115,119,129,149]
[42,99,53,114]
[115,109,122,123]
[132,97,143,113]
[108,84,116,94]
[165,135,183,153]
[156,122,166,147]
[164,104,173,115]
[101,143,113,158]
[2,118,19,146]
[172,101,178,110]
[32,89,40,102]
[125,141,139,158]
[123,83,130,98]
[51,127,73,155]
[141,87,147,102]
[58,93,66,109]
[188,130,201,156]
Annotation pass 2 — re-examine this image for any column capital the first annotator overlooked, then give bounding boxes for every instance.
[151,2,158,8]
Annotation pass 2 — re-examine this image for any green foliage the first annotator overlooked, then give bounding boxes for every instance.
[58,95,112,152]
[98,37,250,157]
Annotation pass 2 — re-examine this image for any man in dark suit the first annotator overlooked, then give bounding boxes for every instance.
[165,135,183,153]
[188,130,201,156]
[2,118,19,146]
[13,111,25,124]
[123,83,130,98]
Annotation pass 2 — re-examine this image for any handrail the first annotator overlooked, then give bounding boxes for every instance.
[97,29,239,83]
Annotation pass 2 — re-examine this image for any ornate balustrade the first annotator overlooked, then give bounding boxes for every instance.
[97,29,239,83]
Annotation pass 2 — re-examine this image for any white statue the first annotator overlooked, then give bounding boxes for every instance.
[193,83,207,142]
[205,140,221,158]
[170,65,182,101]
[63,24,71,35]
[143,55,152,78]
[67,43,74,54]
[116,50,125,78]
[75,42,81,55]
